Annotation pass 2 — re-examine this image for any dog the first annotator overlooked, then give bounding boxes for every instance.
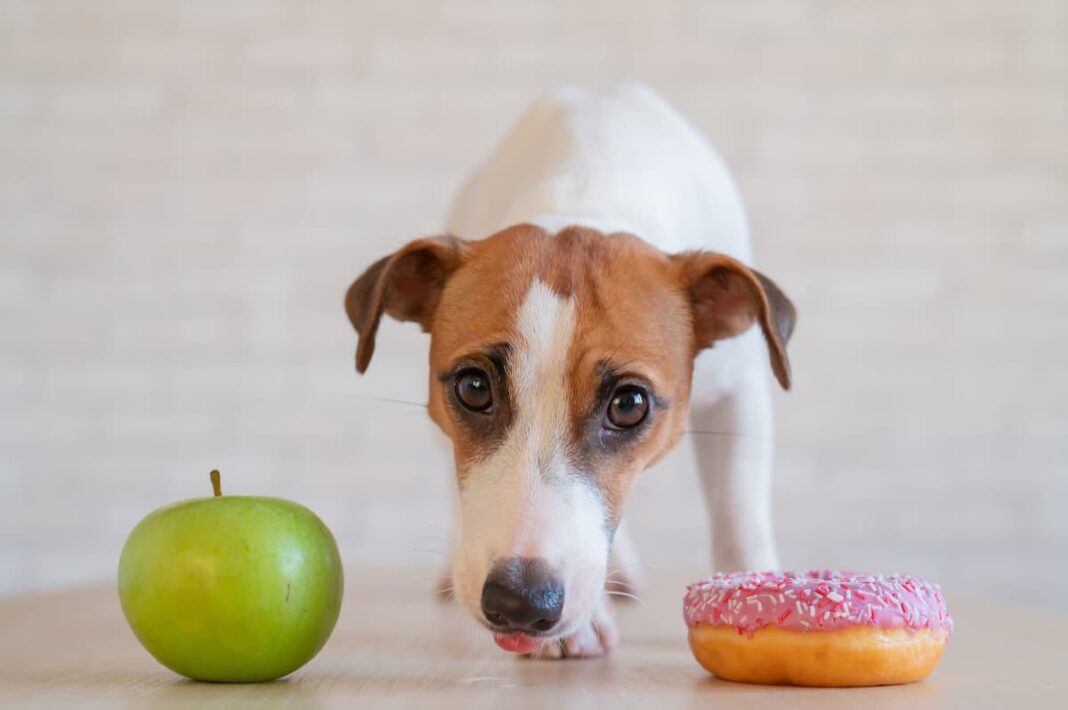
[345,84,795,659]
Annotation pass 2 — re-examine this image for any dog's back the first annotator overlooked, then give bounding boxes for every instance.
[447,84,751,261]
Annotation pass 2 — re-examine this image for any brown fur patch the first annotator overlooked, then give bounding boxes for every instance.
[349,223,794,521]
[426,225,696,515]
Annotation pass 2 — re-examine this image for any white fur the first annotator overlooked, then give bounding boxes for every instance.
[452,281,611,639]
[447,84,781,655]
[447,83,751,260]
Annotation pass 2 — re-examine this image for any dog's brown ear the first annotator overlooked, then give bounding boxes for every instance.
[344,236,468,373]
[676,252,796,390]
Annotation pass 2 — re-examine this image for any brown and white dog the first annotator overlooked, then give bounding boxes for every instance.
[345,85,795,659]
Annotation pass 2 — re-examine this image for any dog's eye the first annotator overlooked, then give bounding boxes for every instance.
[606,385,649,429]
[454,368,493,412]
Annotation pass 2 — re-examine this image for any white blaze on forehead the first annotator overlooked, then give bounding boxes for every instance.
[453,279,609,630]
[512,278,576,466]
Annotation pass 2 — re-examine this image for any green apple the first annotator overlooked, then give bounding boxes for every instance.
[118,471,343,682]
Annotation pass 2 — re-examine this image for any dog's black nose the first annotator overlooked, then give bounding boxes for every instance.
[480,557,564,633]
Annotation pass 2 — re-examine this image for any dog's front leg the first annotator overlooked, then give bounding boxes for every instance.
[690,343,780,572]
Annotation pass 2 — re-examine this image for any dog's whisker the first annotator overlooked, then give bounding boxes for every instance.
[384,548,452,562]
[406,531,458,546]
[604,567,635,580]
[606,589,645,605]
[407,527,453,537]
[347,394,428,409]
[682,429,767,441]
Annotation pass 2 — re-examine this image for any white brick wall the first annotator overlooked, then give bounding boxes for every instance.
[1,0,1065,609]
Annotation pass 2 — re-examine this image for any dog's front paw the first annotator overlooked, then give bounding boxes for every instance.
[527,598,619,659]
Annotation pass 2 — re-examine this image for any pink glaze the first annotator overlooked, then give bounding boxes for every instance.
[684,570,952,638]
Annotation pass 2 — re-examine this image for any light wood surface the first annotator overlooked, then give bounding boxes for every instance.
[0,567,1062,709]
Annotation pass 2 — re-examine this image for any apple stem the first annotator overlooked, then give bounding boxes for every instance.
[210,469,222,497]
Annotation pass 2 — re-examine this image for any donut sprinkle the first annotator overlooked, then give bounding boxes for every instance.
[683,571,952,638]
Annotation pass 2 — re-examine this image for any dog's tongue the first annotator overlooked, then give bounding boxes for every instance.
[493,632,542,654]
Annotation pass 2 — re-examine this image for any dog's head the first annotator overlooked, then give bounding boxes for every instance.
[345,224,794,645]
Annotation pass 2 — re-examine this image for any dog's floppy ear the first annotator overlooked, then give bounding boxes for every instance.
[675,252,796,390]
[344,236,468,373]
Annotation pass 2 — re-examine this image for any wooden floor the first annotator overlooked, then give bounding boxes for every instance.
[0,567,1063,708]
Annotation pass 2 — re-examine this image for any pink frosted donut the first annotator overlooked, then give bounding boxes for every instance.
[683,571,952,686]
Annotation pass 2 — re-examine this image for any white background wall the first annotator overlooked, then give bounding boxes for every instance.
[2,0,1066,609]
